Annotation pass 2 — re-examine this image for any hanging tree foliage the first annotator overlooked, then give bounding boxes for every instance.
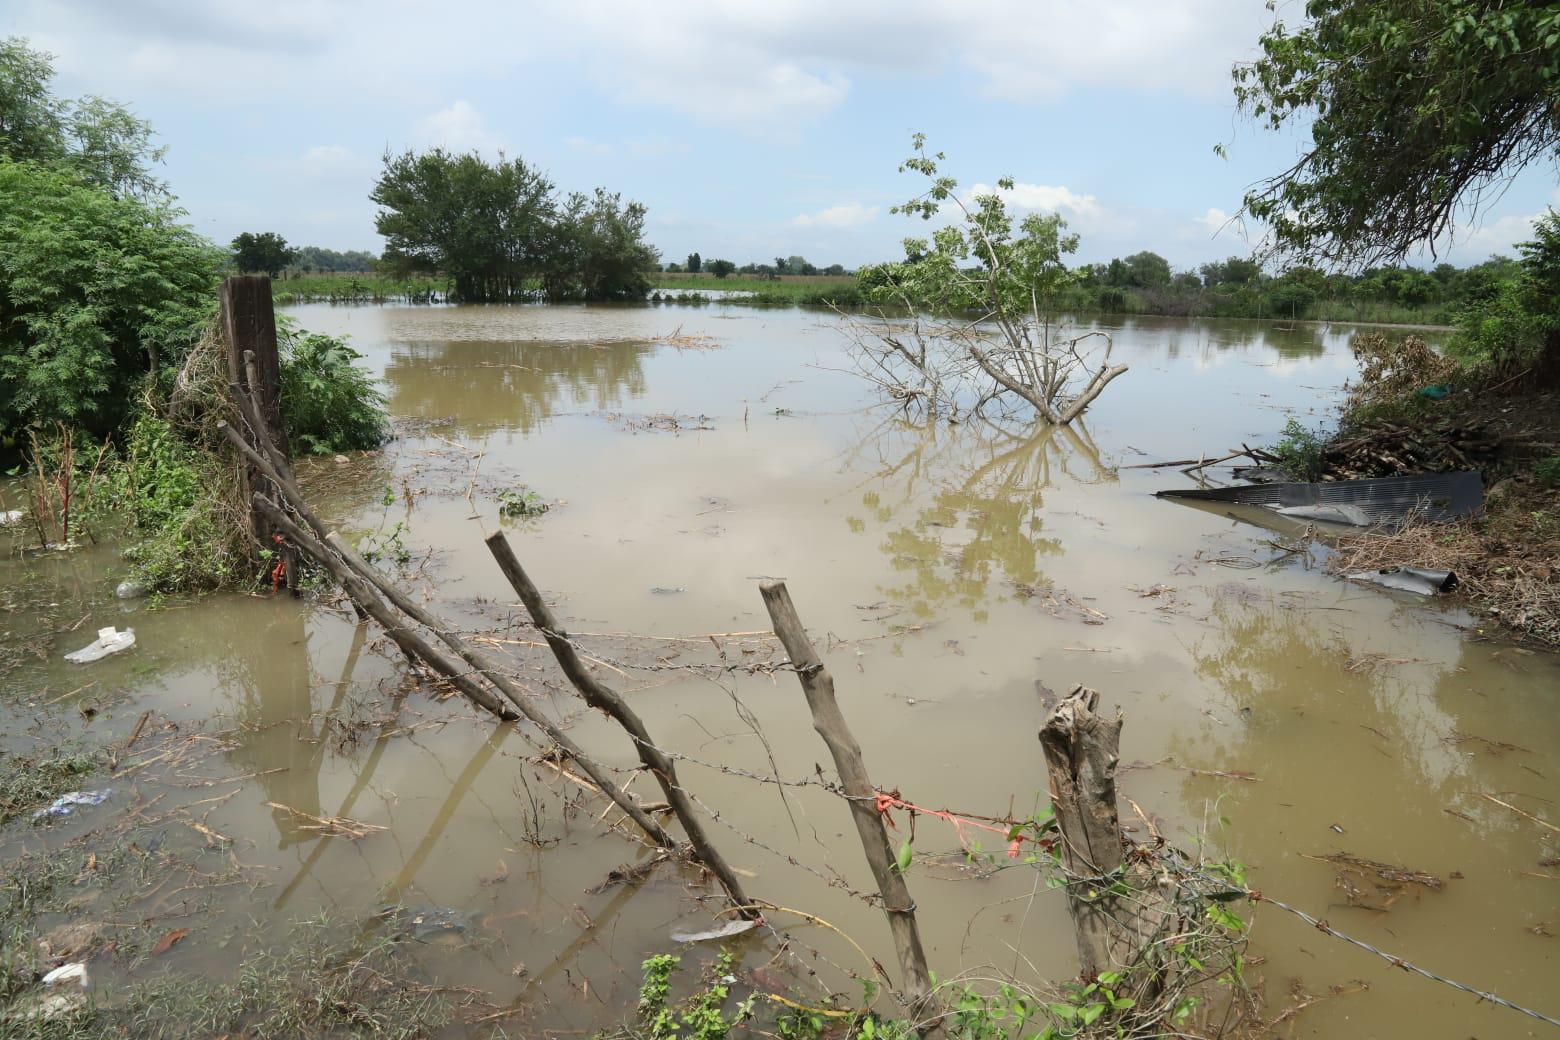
[1230,1,1560,267]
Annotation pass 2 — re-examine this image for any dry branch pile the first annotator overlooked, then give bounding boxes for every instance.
[1319,419,1500,479]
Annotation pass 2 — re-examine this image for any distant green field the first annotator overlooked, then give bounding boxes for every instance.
[649,272,864,307]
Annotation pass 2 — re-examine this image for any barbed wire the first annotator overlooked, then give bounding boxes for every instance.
[361,606,1560,1030]
[1155,849,1560,1030]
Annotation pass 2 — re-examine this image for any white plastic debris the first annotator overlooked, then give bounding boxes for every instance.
[31,789,112,820]
[669,918,761,943]
[2,963,89,1024]
[41,963,89,989]
[64,626,135,663]
[0,509,25,527]
[114,580,148,600]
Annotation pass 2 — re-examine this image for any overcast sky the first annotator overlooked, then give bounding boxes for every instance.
[6,0,1554,270]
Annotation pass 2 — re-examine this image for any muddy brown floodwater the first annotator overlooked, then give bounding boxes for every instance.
[2,303,1556,1037]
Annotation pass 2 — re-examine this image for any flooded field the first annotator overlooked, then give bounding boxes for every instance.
[2,303,1555,1037]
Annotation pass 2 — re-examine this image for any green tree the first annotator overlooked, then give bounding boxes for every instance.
[0,37,167,199]
[1199,256,1261,287]
[1119,250,1171,288]
[1231,1,1559,265]
[0,161,222,437]
[372,148,657,301]
[851,134,1127,423]
[545,189,659,301]
[231,232,295,277]
[707,258,736,279]
[685,251,701,273]
[373,147,557,301]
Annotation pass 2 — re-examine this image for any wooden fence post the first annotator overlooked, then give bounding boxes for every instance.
[759,580,937,1021]
[1039,685,1170,993]
[219,275,295,589]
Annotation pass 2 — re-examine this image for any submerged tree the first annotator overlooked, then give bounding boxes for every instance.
[1230,1,1559,266]
[849,135,1127,425]
[371,148,657,302]
[544,189,659,301]
[373,148,557,302]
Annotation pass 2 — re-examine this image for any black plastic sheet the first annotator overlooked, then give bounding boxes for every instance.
[1155,471,1483,527]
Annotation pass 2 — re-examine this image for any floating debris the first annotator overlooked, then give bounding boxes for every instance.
[1156,471,1483,527]
[1347,566,1457,596]
[64,627,136,663]
[669,918,761,943]
[114,580,148,600]
[31,789,112,820]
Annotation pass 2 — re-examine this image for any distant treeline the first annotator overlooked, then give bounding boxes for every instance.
[291,245,378,274]
[1065,251,1514,323]
[256,239,1516,326]
[664,253,850,278]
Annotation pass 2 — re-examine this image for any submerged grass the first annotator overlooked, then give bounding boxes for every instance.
[0,747,105,826]
[0,727,454,1038]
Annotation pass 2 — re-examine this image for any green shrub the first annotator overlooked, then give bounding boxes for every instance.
[1536,456,1560,490]
[1448,278,1557,374]
[278,321,388,455]
[1447,210,1560,380]
[1271,418,1327,480]
[109,409,249,592]
[0,161,222,439]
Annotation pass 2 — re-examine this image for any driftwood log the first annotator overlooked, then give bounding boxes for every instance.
[1039,685,1171,994]
[759,580,936,1018]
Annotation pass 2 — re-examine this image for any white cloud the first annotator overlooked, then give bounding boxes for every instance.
[565,136,614,156]
[1446,207,1550,261]
[530,0,1257,126]
[792,203,878,228]
[17,0,1264,124]
[1198,207,1230,234]
[966,182,1101,221]
[415,100,501,154]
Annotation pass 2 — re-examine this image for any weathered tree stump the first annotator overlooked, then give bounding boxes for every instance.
[1039,685,1172,994]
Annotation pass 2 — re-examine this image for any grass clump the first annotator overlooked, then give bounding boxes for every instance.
[0,748,105,825]
[0,914,453,1039]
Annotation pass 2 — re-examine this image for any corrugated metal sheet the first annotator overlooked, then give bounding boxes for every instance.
[1154,470,1483,526]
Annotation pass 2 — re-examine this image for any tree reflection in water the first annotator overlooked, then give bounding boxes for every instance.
[840,416,1114,620]
[383,339,652,436]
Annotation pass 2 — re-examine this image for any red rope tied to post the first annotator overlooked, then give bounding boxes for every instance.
[269,533,288,592]
[873,790,1050,859]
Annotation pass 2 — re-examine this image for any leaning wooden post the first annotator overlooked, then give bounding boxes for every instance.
[485,532,760,920]
[1039,685,1169,993]
[758,581,936,1020]
[219,275,295,589]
